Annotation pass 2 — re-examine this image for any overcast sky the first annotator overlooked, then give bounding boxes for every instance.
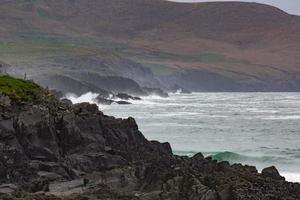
[170,0,300,15]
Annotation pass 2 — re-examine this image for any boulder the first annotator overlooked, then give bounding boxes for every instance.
[95,95,114,105]
[116,101,132,105]
[262,166,285,180]
[116,93,142,100]
[0,184,18,194]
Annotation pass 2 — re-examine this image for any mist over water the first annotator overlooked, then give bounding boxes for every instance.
[65,92,100,105]
[66,92,300,182]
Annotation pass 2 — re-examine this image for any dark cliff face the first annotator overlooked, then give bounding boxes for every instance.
[0,95,171,184]
[0,94,299,199]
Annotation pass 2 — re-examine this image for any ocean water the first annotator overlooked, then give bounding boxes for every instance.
[67,92,300,183]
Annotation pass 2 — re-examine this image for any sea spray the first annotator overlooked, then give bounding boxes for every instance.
[65,92,100,105]
[66,92,300,183]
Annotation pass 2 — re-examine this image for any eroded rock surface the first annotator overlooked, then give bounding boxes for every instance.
[0,94,299,200]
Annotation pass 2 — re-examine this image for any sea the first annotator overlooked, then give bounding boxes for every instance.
[66,92,300,183]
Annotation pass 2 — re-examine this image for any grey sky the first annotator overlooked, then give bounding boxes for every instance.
[170,0,300,15]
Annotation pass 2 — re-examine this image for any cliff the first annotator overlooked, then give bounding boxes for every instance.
[0,77,299,199]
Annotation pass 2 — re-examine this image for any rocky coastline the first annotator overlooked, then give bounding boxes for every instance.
[0,77,299,200]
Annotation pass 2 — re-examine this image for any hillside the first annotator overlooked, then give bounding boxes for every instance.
[0,0,300,92]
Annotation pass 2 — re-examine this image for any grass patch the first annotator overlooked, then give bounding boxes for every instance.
[0,33,123,58]
[0,76,47,101]
[16,32,119,49]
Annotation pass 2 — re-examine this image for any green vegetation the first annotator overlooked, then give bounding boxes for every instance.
[0,76,47,101]
[0,33,123,60]
[120,50,248,75]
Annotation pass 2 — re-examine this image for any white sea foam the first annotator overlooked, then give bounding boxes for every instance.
[175,89,182,94]
[66,92,300,183]
[64,92,162,107]
[142,94,168,100]
[263,116,300,120]
[282,172,300,183]
[65,92,99,105]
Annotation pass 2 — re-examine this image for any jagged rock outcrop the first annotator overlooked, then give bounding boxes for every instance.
[95,93,141,105]
[0,86,299,199]
[116,93,142,101]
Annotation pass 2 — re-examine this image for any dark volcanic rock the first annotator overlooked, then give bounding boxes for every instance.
[262,166,285,180]
[116,93,142,101]
[0,92,299,199]
[60,98,73,106]
[95,95,132,105]
[95,95,114,105]
[116,101,132,105]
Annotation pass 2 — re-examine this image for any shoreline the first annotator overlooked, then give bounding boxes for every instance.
[64,93,300,184]
[173,150,300,183]
[97,92,300,184]
[1,77,299,199]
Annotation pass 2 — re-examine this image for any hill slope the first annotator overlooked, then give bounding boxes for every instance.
[0,0,300,91]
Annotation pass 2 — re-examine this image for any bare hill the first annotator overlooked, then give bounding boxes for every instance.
[0,0,300,91]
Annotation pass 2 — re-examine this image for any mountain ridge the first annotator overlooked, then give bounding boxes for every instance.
[0,0,300,92]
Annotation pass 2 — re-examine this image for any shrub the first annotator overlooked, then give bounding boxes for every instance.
[0,76,47,101]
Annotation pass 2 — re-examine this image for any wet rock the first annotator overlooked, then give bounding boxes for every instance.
[95,95,114,105]
[218,185,234,200]
[116,101,132,105]
[0,184,18,194]
[192,152,204,160]
[96,94,135,105]
[37,171,63,182]
[262,166,285,180]
[0,92,299,200]
[116,93,141,101]
[60,98,73,106]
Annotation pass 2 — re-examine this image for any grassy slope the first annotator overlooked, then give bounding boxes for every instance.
[0,0,299,85]
[0,76,48,101]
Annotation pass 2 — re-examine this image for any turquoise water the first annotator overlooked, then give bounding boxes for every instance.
[69,92,300,182]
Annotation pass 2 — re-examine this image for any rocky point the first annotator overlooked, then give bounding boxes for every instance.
[0,76,299,200]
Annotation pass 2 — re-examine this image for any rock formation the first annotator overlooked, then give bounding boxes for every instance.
[0,77,299,199]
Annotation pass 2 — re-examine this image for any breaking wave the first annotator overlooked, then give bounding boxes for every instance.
[65,92,99,105]
[65,92,300,183]
[174,150,300,182]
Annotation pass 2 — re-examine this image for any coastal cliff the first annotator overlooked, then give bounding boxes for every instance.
[0,77,299,200]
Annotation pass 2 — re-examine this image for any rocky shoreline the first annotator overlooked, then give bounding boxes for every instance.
[0,78,299,199]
